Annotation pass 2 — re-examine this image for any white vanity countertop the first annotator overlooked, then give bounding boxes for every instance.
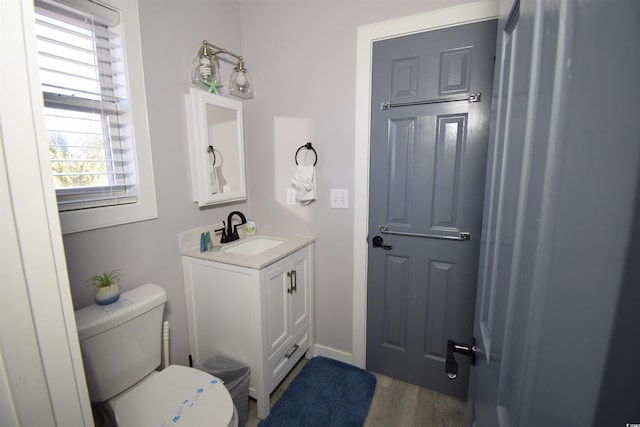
[179,231,315,269]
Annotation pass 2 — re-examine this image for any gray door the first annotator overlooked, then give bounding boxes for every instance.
[470,0,640,425]
[367,20,497,399]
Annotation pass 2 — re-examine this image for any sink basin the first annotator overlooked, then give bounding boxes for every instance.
[222,238,284,256]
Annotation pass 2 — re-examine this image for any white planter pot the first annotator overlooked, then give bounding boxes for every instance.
[95,283,121,305]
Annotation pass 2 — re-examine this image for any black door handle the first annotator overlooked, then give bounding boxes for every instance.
[445,338,478,379]
[372,235,392,250]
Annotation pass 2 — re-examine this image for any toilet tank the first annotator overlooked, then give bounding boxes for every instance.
[75,283,167,402]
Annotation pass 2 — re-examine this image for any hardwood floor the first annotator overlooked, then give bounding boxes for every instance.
[246,357,467,427]
[364,371,466,426]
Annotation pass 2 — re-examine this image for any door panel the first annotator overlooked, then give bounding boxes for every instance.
[423,260,455,358]
[381,254,409,350]
[386,117,416,226]
[473,3,533,424]
[432,113,467,230]
[439,47,472,94]
[265,260,289,355]
[290,252,309,335]
[472,0,640,425]
[382,105,474,236]
[367,20,497,399]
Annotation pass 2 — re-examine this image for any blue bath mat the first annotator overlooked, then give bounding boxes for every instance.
[259,356,376,427]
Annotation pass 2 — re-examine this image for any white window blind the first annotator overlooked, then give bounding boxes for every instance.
[35,0,138,212]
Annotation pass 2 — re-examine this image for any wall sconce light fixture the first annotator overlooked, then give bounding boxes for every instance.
[191,40,254,99]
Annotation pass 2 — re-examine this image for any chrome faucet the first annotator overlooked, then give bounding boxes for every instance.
[219,211,247,243]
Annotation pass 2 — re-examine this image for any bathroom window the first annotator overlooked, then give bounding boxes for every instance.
[34,0,156,234]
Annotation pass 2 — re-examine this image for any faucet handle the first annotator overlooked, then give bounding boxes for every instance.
[215,222,228,243]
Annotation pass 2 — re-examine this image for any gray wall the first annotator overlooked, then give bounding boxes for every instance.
[63,0,247,366]
[239,0,477,356]
[62,0,475,365]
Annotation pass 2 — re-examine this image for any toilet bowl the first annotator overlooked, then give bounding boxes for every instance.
[75,284,237,427]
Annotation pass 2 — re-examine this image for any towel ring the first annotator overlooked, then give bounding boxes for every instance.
[295,142,318,166]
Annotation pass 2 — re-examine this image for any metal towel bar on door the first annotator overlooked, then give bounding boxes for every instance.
[380,92,481,110]
[379,225,471,241]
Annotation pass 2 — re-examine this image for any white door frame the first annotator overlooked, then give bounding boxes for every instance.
[351,0,499,368]
[1,0,93,424]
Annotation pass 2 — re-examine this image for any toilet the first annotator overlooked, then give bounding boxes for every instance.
[75,283,238,427]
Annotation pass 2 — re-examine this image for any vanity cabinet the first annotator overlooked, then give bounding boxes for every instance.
[181,243,314,419]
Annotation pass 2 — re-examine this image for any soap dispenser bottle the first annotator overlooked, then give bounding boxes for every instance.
[245,216,256,235]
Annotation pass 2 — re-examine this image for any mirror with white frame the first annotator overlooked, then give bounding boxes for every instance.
[185,88,246,206]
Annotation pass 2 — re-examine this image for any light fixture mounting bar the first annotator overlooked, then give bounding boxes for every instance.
[201,40,243,61]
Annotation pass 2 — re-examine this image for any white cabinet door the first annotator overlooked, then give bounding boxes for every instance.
[263,248,310,357]
[289,250,310,338]
[263,247,312,397]
[264,258,290,356]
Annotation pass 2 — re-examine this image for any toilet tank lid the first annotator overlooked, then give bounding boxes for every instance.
[75,283,167,341]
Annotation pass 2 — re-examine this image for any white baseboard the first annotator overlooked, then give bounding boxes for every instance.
[309,344,354,365]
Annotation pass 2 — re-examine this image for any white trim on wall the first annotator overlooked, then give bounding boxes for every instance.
[1,0,93,424]
[58,0,158,234]
[352,0,499,368]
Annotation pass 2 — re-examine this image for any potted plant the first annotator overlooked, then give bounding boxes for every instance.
[86,270,122,305]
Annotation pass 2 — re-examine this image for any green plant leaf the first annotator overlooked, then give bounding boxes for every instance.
[85,269,121,288]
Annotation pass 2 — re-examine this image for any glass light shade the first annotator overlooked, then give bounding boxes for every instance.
[229,67,254,99]
[191,52,221,90]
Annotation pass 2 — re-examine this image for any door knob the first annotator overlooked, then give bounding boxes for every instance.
[445,338,478,379]
[372,235,392,250]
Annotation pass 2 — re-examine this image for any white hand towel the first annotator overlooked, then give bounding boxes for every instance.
[214,166,228,192]
[209,164,219,194]
[291,165,316,205]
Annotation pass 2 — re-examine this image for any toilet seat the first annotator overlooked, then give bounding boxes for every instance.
[113,365,237,427]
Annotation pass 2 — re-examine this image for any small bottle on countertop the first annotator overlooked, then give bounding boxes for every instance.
[245,217,256,235]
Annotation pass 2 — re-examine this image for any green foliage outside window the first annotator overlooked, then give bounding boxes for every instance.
[48,131,108,189]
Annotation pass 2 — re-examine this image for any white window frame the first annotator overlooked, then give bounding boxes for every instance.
[37,0,157,234]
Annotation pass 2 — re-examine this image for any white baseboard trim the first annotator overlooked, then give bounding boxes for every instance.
[310,344,354,365]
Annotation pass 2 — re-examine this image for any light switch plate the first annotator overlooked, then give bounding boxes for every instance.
[286,188,296,205]
[330,189,349,209]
